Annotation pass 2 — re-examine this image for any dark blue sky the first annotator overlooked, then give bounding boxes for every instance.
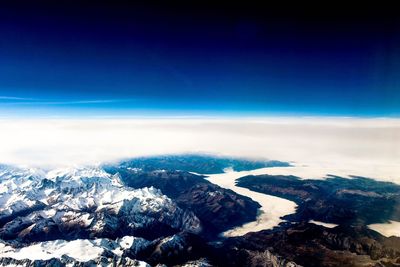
[1,2,399,117]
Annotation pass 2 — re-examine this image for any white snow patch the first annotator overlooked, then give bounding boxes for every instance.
[0,236,150,263]
[0,239,104,262]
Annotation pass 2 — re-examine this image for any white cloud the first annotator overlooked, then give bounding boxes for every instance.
[0,96,35,100]
[0,117,399,183]
[0,99,128,105]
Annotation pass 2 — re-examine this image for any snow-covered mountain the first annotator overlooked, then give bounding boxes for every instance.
[0,164,202,266]
[2,156,398,267]
[0,236,150,266]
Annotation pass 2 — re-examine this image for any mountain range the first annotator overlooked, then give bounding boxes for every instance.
[0,155,399,266]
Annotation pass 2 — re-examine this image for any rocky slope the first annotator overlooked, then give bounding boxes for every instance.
[105,168,261,236]
[236,174,400,226]
[0,164,207,266]
[217,223,400,267]
[0,165,202,242]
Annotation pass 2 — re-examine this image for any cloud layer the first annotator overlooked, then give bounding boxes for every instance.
[0,117,399,183]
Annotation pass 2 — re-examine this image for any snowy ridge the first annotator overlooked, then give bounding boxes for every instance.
[0,236,150,263]
[0,164,202,265]
[0,166,48,229]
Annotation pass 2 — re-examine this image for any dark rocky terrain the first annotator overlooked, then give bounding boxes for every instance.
[107,154,289,174]
[213,223,400,267]
[237,174,400,225]
[105,168,261,236]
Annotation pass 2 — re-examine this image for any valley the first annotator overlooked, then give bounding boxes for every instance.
[0,155,399,266]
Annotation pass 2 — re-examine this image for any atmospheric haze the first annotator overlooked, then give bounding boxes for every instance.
[0,117,399,184]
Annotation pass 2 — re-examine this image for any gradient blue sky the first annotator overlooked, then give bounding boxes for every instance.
[1,2,399,117]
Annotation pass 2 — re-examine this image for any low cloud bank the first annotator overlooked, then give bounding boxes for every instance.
[0,117,399,183]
